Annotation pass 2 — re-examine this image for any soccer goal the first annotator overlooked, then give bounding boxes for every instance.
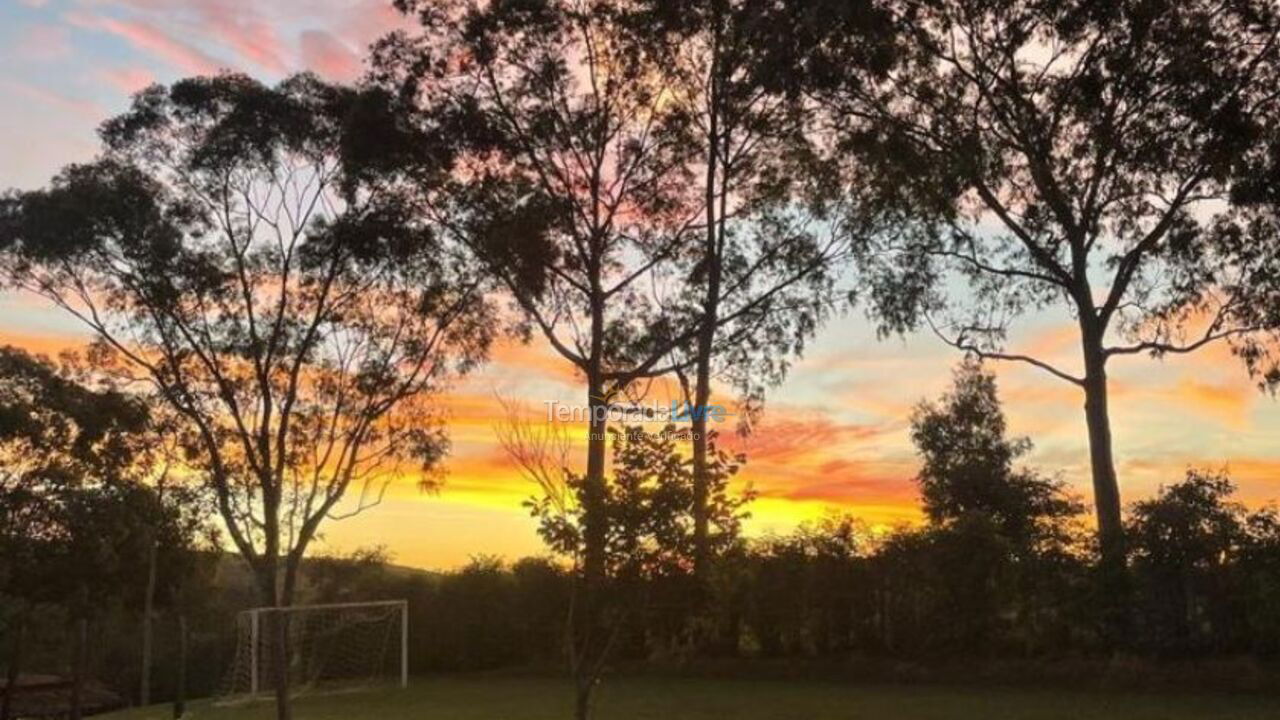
[222,600,408,698]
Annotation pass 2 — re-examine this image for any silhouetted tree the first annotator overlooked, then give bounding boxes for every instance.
[1218,97,1280,385]
[746,515,864,656]
[374,3,762,714]
[798,0,1280,584]
[1128,470,1248,655]
[911,360,1082,548]
[1,73,494,720]
[527,425,752,663]
[0,347,205,720]
[632,0,860,590]
[891,360,1086,654]
[1239,506,1280,657]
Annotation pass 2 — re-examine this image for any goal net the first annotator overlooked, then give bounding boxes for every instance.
[222,600,407,698]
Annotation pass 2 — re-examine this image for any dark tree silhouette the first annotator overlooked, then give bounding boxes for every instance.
[1127,470,1249,655]
[374,3,760,715]
[526,424,752,664]
[1,74,494,720]
[908,360,1085,651]
[797,0,1280,580]
[632,0,861,590]
[1218,103,1280,383]
[529,425,752,583]
[911,359,1081,547]
[0,347,205,720]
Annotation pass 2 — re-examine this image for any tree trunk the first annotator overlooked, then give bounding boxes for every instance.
[691,0,722,585]
[690,365,713,582]
[572,377,609,720]
[253,552,292,720]
[260,568,291,720]
[140,539,158,706]
[0,612,25,720]
[173,614,187,720]
[256,483,292,720]
[574,677,592,720]
[582,377,609,599]
[1081,346,1124,564]
[69,617,87,720]
[1081,337,1131,640]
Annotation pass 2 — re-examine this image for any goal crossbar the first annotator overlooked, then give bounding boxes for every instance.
[249,600,409,613]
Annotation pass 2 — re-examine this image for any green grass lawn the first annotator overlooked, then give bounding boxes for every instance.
[102,675,1280,720]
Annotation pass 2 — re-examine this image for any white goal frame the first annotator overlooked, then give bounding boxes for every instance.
[242,599,408,694]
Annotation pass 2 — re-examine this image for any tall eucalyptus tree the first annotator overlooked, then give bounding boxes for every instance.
[632,0,869,588]
[793,0,1280,582]
[376,3,707,716]
[1,73,494,719]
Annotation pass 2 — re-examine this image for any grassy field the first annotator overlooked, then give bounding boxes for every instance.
[102,675,1280,720]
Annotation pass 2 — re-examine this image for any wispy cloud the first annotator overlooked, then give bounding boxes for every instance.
[299,29,360,81]
[66,11,227,75]
[63,0,411,81]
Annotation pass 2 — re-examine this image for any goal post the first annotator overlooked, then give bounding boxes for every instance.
[225,599,408,699]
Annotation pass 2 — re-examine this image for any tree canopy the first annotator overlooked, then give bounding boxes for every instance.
[792,0,1280,568]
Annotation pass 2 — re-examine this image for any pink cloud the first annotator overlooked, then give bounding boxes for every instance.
[299,29,361,81]
[194,0,286,73]
[66,11,227,76]
[87,0,409,78]
[340,0,417,48]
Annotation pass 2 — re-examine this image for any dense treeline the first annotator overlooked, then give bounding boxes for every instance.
[354,366,1280,667]
[18,468,1280,708]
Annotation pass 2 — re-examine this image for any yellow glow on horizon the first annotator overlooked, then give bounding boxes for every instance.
[5,310,1280,571]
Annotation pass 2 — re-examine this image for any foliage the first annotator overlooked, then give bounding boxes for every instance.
[790,0,1280,567]
[911,360,1083,549]
[0,347,214,717]
[524,424,753,661]
[528,425,753,583]
[631,0,859,423]
[1,73,494,611]
[0,346,207,617]
[375,7,736,709]
[1126,470,1280,656]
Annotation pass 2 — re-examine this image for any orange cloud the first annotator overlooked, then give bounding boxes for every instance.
[1021,323,1081,361]
[726,414,892,464]
[1170,377,1254,429]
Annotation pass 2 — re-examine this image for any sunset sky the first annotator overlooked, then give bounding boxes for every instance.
[4,0,1280,571]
